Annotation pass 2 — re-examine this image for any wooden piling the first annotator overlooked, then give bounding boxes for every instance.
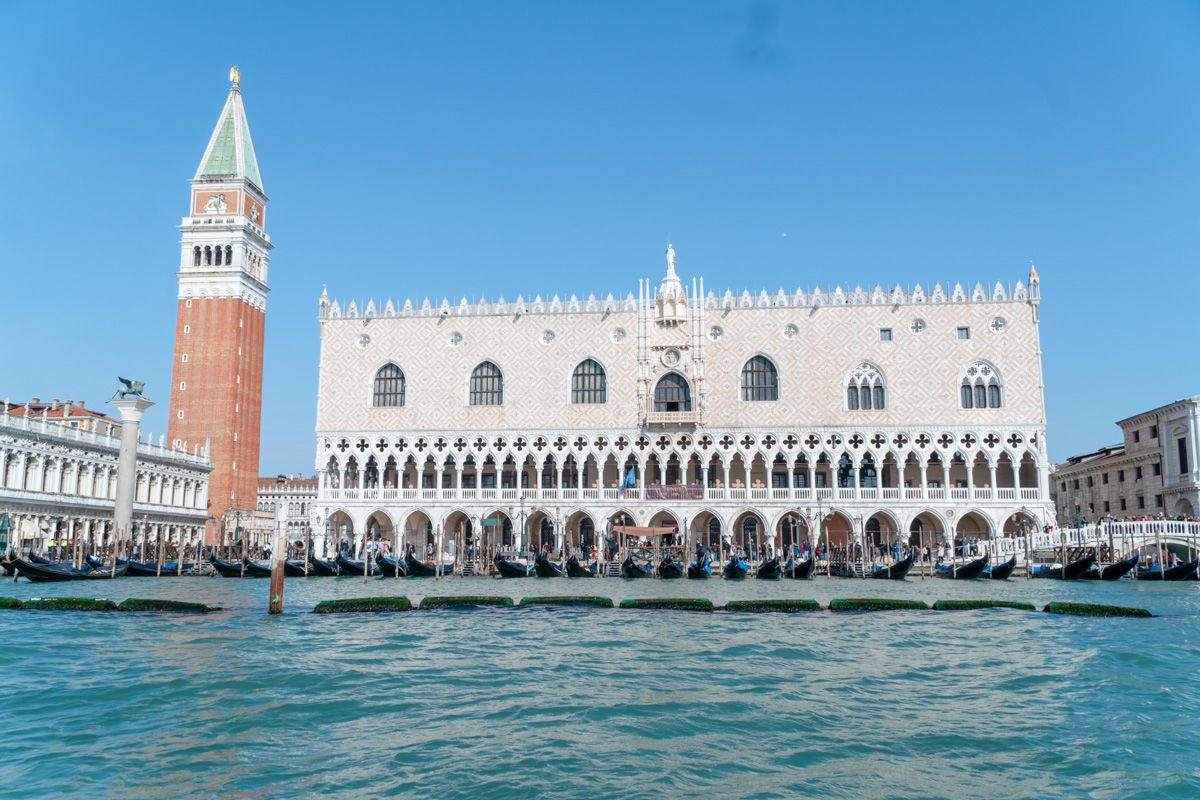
[268,506,285,614]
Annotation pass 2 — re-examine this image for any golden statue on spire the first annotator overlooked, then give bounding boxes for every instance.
[229,65,241,85]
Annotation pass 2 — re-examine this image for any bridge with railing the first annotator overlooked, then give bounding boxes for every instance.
[979,520,1200,560]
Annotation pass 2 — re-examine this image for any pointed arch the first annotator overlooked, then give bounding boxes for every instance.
[846,361,886,411]
[960,360,1003,409]
[372,363,405,407]
[740,355,779,401]
[571,358,607,404]
[469,361,503,406]
[653,372,691,412]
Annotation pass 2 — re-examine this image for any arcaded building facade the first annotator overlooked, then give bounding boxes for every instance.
[313,247,1052,558]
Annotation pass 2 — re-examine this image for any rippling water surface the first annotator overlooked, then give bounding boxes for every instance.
[0,574,1196,799]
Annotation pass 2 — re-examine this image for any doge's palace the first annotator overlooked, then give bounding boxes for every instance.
[313,246,1052,559]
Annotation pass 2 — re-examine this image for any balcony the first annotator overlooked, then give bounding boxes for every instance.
[644,410,700,426]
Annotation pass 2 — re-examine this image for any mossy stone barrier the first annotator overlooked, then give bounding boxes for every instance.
[520,596,614,608]
[0,597,23,609]
[23,597,118,612]
[419,596,513,609]
[829,598,928,612]
[314,597,413,613]
[1043,601,1152,618]
[724,599,820,613]
[933,599,1036,612]
[618,598,714,612]
[118,598,214,614]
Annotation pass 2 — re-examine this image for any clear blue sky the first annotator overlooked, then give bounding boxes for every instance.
[1,1,1197,474]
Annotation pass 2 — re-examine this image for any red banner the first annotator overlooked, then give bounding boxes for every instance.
[645,485,704,501]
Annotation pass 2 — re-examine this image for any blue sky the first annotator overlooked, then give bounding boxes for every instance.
[1,1,1197,473]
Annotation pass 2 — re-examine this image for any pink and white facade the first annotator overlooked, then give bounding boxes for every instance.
[313,248,1052,557]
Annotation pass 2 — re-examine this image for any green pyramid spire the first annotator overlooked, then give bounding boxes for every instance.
[195,76,264,192]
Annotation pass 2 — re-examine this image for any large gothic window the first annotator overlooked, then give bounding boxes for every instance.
[846,362,885,411]
[372,363,405,407]
[571,359,607,404]
[960,361,1002,409]
[470,361,504,406]
[741,356,779,401]
[653,372,691,412]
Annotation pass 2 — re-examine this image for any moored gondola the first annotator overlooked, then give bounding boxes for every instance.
[494,554,531,578]
[242,560,273,578]
[869,552,915,580]
[283,559,317,577]
[686,551,712,579]
[534,552,565,578]
[722,556,749,580]
[308,556,339,577]
[621,554,654,578]
[1030,552,1096,580]
[1135,559,1199,581]
[784,556,815,579]
[403,547,439,577]
[374,553,408,578]
[336,552,379,577]
[755,555,782,580]
[12,556,126,581]
[565,555,597,577]
[981,555,1017,580]
[935,554,988,580]
[211,558,248,578]
[124,560,194,576]
[658,556,684,579]
[1080,553,1139,581]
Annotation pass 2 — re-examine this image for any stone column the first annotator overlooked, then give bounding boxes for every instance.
[109,396,154,552]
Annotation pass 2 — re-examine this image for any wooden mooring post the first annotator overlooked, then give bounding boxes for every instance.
[269,504,285,614]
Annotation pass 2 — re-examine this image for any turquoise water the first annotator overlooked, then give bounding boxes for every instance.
[0,575,1196,799]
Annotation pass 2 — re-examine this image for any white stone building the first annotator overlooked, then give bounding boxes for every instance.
[0,402,211,555]
[313,248,1053,559]
[1052,396,1200,524]
[257,474,317,546]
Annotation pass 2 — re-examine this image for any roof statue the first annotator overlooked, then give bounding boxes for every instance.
[114,377,145,399]
[666,242,676,276]
[229,65,240,85]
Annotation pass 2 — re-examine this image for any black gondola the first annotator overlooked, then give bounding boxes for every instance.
[211,558,248,577]
[374,553,408,578]
[336,552,379,577]
[404,547,439,577]
[534,552,566,578]
[0,560,13,577]
[784,556,815,579]
[242,560,274,578]
[283,559,316,577]
[1030,552,1096,580]
[565,555,597,577]
[12,556,126,581]
[308,557,339,577]
[658,556,684,579]
[686,553,712,579]
[1080,554,1139,581]
[981,555,1017,580]
[1135,559,1199,581]
[869,553,915,580]
[722,557,749,580]
[935,554,988,580]
[123,560,194,576]
[494,554,531,578]
[755,555,782,580]
[621,554,654,578]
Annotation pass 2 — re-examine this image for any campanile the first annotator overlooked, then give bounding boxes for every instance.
[168,67,270,542]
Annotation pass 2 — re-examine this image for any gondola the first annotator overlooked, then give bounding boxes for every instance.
[534,552,566,578]
[620,554,654,578]
[722,556,749,580]
[1080,554,1139,581]
[283,559,318,577]
[981,555,1017,580]
[0,560,13,577]
[211,558,248,578]
[374,553,408,578]
[1135,559,1199,581]
[308,556,340,577]
[934,554,988,580]
[494,554,531,578]
[565,555,597,577]
[12,556,126,582]
[686,553,712,579]
[123,560,194,576]
[1030,552,1096,580]
[869,553,915,579]
[657,556,684,579]
[28,553,53,565]
[241,560,274,578]
[784,556,815,579]
[755,555,782,580]
[404,547,440,577]
[336,552,379,577]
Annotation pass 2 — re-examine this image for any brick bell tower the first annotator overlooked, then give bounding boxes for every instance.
[168,67,271,543]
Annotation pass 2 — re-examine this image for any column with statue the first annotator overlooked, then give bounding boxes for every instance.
[109,378,153,572]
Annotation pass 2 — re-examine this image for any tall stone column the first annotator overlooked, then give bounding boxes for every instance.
[109,395,154,550]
